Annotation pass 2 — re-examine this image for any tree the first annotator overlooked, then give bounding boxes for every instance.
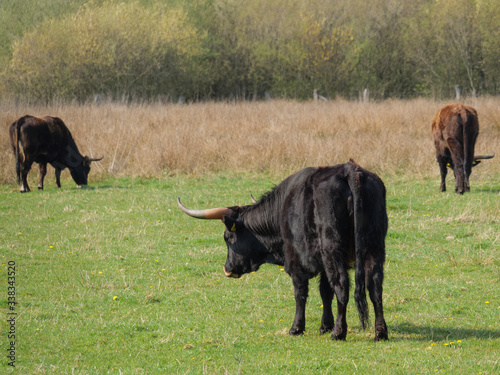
[300,13,356,97]
[477,0,500,93]
[347,0,423,98]
[404,0,485,98]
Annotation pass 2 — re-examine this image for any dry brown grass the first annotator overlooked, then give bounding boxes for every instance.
[1,97,499,185]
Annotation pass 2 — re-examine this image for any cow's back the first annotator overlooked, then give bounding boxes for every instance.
[432,104,478,149]
[347,163,388,247]
[280,165,354,274]
[17,116,68,163]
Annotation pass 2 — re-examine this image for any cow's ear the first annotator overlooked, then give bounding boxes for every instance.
[223,216,240,232]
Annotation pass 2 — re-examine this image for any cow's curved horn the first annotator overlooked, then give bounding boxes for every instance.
[177,197,233,220]
[250,194,257,204]
[86,156,104,162]
[473,153,495,160]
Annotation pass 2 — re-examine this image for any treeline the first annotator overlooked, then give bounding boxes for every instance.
[1,0,499,102]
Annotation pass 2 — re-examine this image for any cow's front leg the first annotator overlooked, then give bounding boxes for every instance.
[38,163,47,190]
[289,276,309,335]
[319,272,334,334]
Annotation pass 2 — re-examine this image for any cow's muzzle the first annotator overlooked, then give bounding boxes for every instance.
[223,266,240,278]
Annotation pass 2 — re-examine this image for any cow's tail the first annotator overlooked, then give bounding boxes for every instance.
[13,118,25,184]
[461,106,476,190]
[345,160,369,330]
[460,107,469,168]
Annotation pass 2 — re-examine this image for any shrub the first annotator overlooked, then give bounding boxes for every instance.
[4,1,206,102]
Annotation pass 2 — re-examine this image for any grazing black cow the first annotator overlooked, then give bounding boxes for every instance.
[431,104,494,193]
[178,160,388,341]
[9,115,103,192]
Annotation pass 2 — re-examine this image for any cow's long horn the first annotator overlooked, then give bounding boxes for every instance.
[177,197,233,220]
[474,153,495,160]
[250,194,257,204]
[86,156,104,162]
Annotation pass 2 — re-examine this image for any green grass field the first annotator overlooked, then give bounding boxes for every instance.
[1,172,499,374]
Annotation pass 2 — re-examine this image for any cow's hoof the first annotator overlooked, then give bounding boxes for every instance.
[288,328,304,336]
[38,187,43,190]
[331,327,347,340]
[320,325,334,334]
[331,335,346,341]
[375,323,388,341]
[374,334,389,342]
[375,330,389,341]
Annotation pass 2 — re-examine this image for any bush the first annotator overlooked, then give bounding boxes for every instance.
[4,1,206,102]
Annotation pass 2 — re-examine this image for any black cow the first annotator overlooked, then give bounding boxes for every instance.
[9,115,103,192]
[431,104,494,193]
[178,160,388,341]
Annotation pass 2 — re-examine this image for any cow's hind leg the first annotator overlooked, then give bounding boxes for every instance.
[437,156,449,192]
[38,163,47,190]
[332,269,349,340]
[325,264,349,341]
[15,156,21,184]
[55,168,62,188]
[289,276,309,335]
[464,152,474,192]
[366,258,388,341]
[319,272,334,334]
[19,159,33,193]
[447,138,466,194]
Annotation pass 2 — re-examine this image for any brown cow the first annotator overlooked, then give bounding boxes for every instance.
[9,115,103,192]
[431,104,494,193]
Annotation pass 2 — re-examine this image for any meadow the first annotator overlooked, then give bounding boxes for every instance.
[0,98,499,373]
[1,97,499,183]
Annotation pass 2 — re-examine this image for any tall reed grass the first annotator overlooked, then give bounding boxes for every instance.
[1,98,498,185]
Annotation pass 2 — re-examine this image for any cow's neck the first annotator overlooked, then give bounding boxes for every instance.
[242,213,285,266]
